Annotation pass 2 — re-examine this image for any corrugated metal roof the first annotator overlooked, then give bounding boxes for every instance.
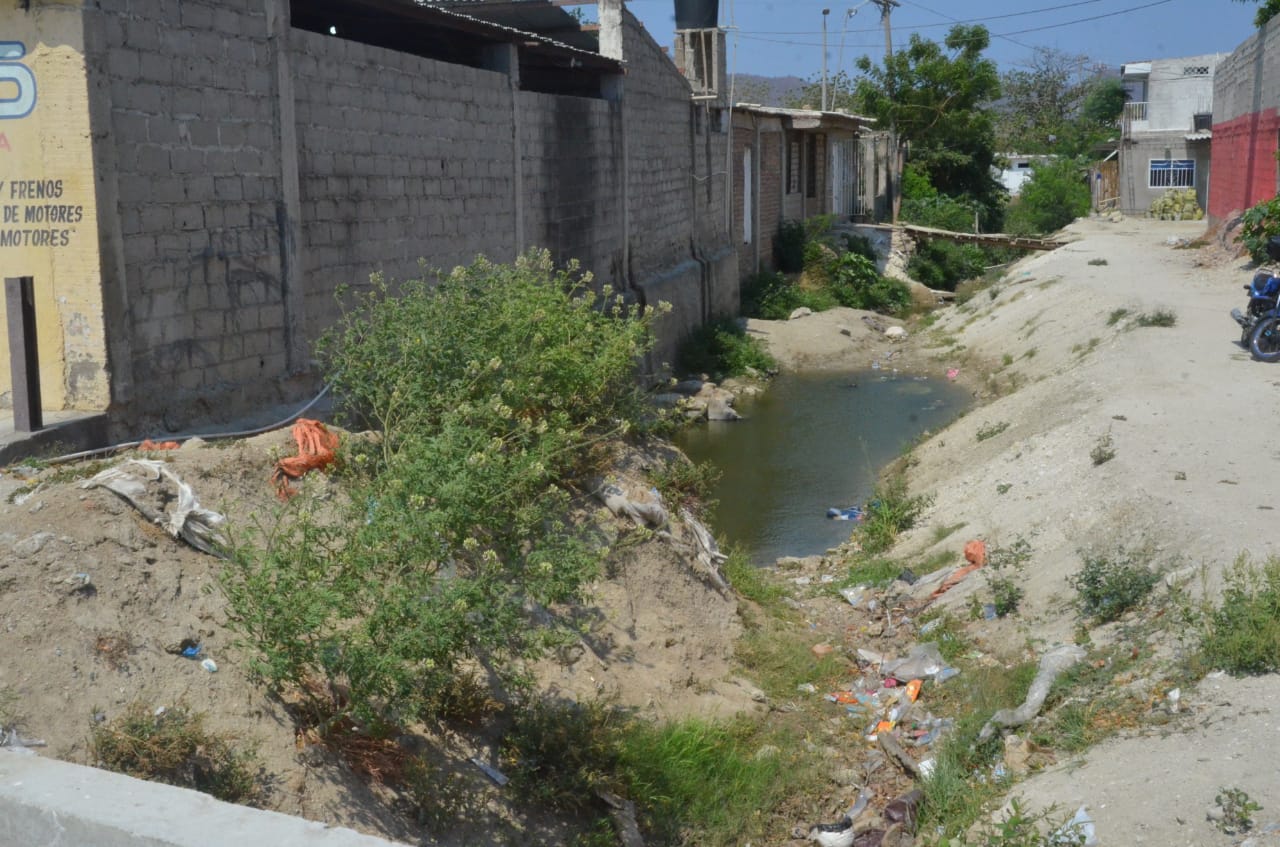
[424,1,601,52]
[734,103,875,131]
[1185,130,1212,141]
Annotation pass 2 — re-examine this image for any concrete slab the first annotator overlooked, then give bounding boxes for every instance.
[0,748,413,847]
[0,410,108,467]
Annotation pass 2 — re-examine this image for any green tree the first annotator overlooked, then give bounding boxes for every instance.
[996,48,1121,157]
[1005,157,1091,235]
[1235,0,1280,26]
[853,24,1004,221]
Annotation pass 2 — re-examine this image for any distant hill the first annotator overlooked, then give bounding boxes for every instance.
[731,74,811,107]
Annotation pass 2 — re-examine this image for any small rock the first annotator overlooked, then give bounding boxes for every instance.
[1207,805,1225,822]
[706,399,742,421]
[650,393,683,408]
[789,307,813,320]
[1002,734,1033,775]
[672,379,704,396]
[811,643,835,658]
[830,767,861,786]
[179,437,208,451]
[884,326,908,341]
[14,532,55,558]
[838,324,853,337]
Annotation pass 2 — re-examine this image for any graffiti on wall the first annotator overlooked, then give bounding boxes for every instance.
[0,42,36,118]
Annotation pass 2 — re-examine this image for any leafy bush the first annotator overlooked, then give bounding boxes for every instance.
[775,220,807,272]
[1200,556,1280,675]
[650,458,720,518]
[1004,158,1090,235]
[901,193,978,233]
[827,253,911,315]
[909,241,989,290]
[91,703,260,803]
[1070,551,1158,622]
[857,476,932,555]
[1239,195,1280,262]
[742,271,837,319]
[221,251,660,728]
[843,233,879,263]
[982,537,1031,618]
[679,318,776,378]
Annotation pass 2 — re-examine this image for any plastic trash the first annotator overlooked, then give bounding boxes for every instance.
[846,787,873,819]
[1051,806,1098,847]
[80,459,228,556]
[797,683,817,694]
[946,368,960,380]
[917,618,943,635]
[883,643,946,680]
[964,539,987,566]
[904,679,923,702]
[827,506,865,521]
[838,586,867,607]
[596,483,668,528]
[200,658,218,673]
[470,757,510,786]
[181,644,202,659]
[897,568,918,585]
[934,667,961,684]
[980,644,1086,740]
[982,603,998,620]
[885,789,923,833]
[918,757,937,778]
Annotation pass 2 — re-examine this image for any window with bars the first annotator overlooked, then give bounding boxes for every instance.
[786,138,800,194]
[1149,159,1195,188]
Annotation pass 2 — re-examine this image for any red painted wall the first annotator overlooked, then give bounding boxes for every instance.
[1210,109,1280,219]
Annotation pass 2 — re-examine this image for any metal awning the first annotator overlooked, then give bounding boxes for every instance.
[1185,131,1212,142]
[429,0,601,52]
[733,104,875,132]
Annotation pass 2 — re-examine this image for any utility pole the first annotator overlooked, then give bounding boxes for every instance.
[871,0,901,221]
[821,8,830,111]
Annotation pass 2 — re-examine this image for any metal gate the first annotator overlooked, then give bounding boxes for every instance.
[830,138,856,220]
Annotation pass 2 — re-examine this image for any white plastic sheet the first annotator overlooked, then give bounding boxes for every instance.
[81,459,228,557]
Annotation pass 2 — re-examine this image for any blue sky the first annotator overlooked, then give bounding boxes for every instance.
[622,0,1260,78]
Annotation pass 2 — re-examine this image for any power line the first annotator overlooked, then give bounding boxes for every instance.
[732,0,1175,48]
[731,0,1109,36]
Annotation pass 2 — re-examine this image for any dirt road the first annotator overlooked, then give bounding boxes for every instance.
[762,217,1280,846]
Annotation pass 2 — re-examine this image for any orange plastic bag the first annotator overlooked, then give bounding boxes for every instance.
[904,679,922,703]
[964,539,987,567]
[270,419,339,499]
[138,439,180,451]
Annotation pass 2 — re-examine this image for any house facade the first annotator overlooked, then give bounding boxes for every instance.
[1118,53,1223,214]
[729,106,877,278]
[1208,25,1280,221]
[0,0,737,434]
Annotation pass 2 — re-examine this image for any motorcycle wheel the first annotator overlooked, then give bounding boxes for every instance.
[1250,316,1280,362]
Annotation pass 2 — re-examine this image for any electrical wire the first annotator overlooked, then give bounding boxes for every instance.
[731,0,1176,48]
[731,0,1110,35]
[35,382,334,466]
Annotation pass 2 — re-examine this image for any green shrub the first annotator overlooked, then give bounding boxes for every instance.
[827,253,911,315]
[221,251,660,728]
[843,233,879,263]
[908,241,989,291]
[650,458,720,518]
[982,537,1031,618]
[1134,309,1177,328]
[1004,158,1090,235]
[857,476,932,555]
[1239,196,1280,262]
[775,220,806,272]
[679,318,776,378]
[1070,551,1158,623]
[741,270,836,319]
[1200,556,1280,675]
[91,703,260,804]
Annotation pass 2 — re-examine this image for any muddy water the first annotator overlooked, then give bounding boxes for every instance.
[674,370,970,565]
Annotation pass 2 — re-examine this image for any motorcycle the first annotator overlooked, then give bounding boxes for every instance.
[1232,235,1280,347]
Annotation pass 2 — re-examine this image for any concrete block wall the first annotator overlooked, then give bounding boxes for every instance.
[1120,132,1211,214]
[519,90,622,283]
[757,131,782,271]
[1210,28,1280,219]
[88,0,289,425]
[291,28,518,339]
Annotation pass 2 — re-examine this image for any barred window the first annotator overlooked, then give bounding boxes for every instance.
[1149,159,1195,188]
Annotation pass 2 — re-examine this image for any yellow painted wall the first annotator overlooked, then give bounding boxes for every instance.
[0,0,106,412]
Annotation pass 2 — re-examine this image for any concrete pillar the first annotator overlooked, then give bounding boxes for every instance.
[264,0,306,374]
[597,0,624,60]
[483,44,524,257]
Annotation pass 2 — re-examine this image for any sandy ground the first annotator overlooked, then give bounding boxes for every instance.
[756,217,1280,846]
[0,432,757,844]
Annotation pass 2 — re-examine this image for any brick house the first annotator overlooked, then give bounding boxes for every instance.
[730,106,878,278]
[1208,26,1280,221]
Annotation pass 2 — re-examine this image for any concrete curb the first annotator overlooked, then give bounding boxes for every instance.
[0,748,413,847]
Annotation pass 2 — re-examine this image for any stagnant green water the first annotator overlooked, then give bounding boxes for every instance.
[674,370,970,565]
